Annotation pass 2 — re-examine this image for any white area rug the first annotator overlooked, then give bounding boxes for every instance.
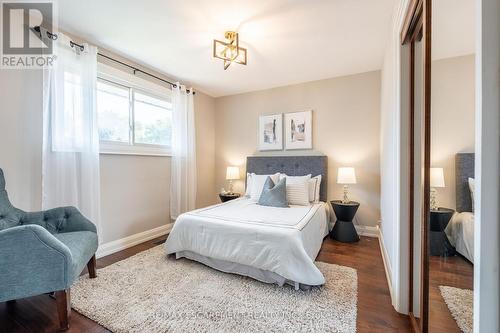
[72,246,357,333]
[439,286,473,333]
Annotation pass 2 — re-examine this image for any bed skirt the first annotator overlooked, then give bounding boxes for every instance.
[175,250,315,290]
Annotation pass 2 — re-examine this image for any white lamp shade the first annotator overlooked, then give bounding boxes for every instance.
[337,167,357,184]
[226,166,240,180]
[430,168,445,188]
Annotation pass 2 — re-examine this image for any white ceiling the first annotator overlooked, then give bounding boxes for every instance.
[433,0,475,60]
[56,0,475,97]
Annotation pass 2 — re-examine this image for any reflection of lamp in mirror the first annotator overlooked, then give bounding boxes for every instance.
[226,166,240,194]
[430,167,445,210]
[337,167,357,203]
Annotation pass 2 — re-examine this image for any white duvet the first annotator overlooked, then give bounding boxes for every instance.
[165,198,330,286]
[445,212,474,263]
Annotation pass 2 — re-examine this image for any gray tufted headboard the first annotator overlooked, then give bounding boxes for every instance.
[455,153,475,213]
[246,155,328,202]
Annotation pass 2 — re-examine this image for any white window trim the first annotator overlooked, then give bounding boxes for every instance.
[97,63,173,157]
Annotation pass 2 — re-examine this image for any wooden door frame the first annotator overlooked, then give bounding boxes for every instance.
[401,0,432,332]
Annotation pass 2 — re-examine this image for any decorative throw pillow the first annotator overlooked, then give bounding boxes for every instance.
[308,175,322,203]
[258,177,289,208]
[279,174,311,206]
[250,173,280,201]
[280,173,321,203]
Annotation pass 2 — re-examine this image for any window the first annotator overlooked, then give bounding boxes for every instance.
[96,76,172,156]
[133,92,172,146]
[97,80,130,143]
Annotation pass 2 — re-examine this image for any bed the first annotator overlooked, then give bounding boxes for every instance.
[165,156,329,289]
[445,153,475,263]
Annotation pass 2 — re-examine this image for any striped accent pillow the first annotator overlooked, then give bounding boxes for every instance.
[280,174,311,206]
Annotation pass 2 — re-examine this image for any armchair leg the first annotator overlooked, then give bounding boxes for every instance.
[55,289,71,331]
[87,254,97,278]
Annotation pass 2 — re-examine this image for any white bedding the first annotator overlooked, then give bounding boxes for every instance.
[445,212,474,263]
[165,198,330,286]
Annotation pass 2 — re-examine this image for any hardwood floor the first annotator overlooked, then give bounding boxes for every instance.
[0,236,411,332]
[317,237,411,332]
[428,254,473,332]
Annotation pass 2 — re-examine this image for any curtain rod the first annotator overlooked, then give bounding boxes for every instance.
[96,53,195,94]
[33,26,195,94]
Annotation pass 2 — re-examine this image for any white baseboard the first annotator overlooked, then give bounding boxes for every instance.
[377,226,395,305]
[96,223,173,259]
[355,225,379,237]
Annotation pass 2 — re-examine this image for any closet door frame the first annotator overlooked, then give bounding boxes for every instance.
[401,0,432,332]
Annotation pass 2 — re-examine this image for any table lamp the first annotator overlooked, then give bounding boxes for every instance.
[226,166,240,194]
[430,167,445,210]
[337,167,357,203]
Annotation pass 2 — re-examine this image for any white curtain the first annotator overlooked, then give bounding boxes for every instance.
[42,33,101,237]
[170,84,196,219]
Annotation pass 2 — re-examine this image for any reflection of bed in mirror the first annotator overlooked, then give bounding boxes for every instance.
[445,153,475,263]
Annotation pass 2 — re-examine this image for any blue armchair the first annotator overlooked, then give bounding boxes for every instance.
[0,168,98,330]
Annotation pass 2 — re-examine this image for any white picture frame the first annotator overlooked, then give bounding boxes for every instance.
[284,110,313,150]
[258,113,283,151]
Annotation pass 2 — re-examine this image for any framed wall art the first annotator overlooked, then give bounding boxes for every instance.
[258,113,283,151]
[284,110,312,150]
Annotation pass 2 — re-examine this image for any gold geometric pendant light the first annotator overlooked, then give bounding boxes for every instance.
[213,31,247,70]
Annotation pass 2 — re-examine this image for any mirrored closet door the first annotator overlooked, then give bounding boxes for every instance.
[401,0,431,331]
[427,1,475,332]
[410,30,425,331]
[402,1,476,332]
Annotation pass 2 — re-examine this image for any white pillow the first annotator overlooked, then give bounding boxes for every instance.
[468,177,475,212]
[244,173,252,197]
[249,173,280,201]
[280,174,311,206]
[308,175,322,203]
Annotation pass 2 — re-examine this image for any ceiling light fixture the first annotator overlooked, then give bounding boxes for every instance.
[213,31,247,70]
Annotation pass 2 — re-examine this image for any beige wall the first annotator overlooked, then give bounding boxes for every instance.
[431,55,475,210]
[0,66,216,244]
[195,92,217,207]
[214,71,381,227]
[99,154,171,242]
[0,70,43,211]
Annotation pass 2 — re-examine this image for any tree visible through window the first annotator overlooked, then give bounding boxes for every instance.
[133,92,172,146]
[96,79,172,152]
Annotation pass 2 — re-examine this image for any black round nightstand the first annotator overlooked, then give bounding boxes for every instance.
[330,200,360,243]
[219,193,241,203]
[430,208,456,257]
